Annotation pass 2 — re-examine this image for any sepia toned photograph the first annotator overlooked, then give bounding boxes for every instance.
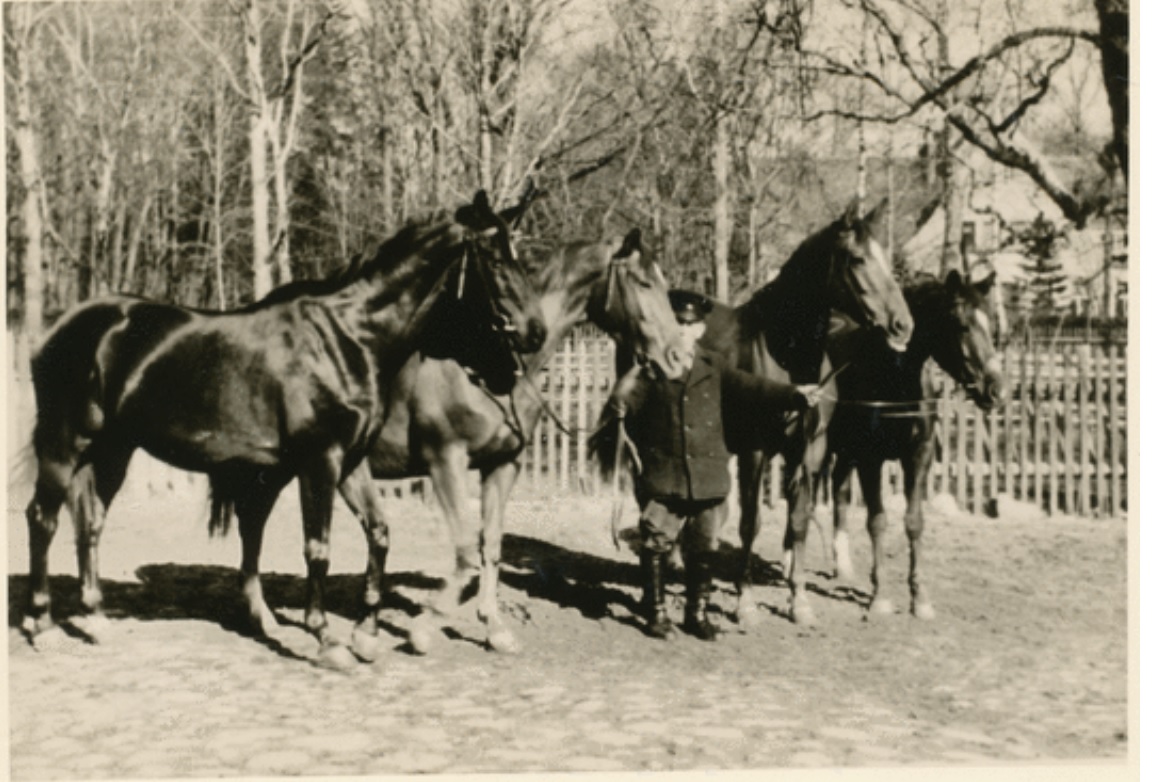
[4,0,1133,778]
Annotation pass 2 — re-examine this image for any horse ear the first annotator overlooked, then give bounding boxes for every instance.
[864,198,889,230]
[945,268,964,293]
[615,228,642,259]
[840,197,864,227]
[498,180,545,228]
[455,190,500,232]
[972,271,997,296]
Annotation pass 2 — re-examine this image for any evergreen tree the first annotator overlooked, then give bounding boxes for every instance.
[1017,214,1068,315]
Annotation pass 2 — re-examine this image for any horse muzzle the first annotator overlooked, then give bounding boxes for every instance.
[885,314,913,353]
[504,316,547,354]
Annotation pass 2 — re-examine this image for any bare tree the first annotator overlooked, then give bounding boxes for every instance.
[805,0,1115,228]
[5,4,47,335]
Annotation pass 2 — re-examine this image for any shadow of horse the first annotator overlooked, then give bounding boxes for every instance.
[7,566,442,661]
[500,533,639,624]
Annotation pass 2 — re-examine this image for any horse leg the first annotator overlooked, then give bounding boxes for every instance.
[233,485,282,638]
[409,444,474,655]
[783,460,818,626]
[478,461,521,654]
[338,462,390,663]
[734,450,766,628]
[24,463,70,640]
[857,459,894,618]
[298,456,358,669]
[829,457,856,581]
[903,449,936,619]
[69,441,134,641]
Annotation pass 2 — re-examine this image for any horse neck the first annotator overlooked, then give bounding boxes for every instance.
[337,241,461,348]
[903,282,949,374]
[509,248,602,407]
[740,266,830,381]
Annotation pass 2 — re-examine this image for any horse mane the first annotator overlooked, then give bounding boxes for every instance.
[738,224,841,380]
[243,212,455,311]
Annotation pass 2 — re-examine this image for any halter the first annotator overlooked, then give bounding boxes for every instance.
[454,233,532,450]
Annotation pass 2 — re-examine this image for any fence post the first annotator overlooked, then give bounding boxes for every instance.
[575,336,588,493]
[1109,343,1122,515]
[1061,346,1075,514]
[1077,344,1090,515]
[938,374,953,500]
[1094,346,1106,516]
[1036,345,1046,511]
[972,403,984,515]
[956,393,968,510]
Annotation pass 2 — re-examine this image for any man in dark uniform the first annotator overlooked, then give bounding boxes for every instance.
[600,290,820,640]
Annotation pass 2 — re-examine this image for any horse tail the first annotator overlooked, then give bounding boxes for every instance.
[208,477,235,538]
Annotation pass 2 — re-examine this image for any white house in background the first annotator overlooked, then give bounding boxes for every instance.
[900,168,1127,319]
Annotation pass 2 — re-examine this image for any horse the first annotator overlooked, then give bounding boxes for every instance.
[822,269,1005,619]
[663,199,913,628]
[334,228,689,658]
[23,190,546,667]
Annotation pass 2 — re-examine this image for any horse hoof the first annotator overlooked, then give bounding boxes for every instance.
[248,610,279,638]
[72,613,111,643]
[867,598,895,619]
[350,628,380,663]
[790,603,818,627]
[912,601,936,620]
[486,629,521,655]
[408,617,438,655]
[734,604,761,631]
[28,623,69,651]
[22,614,56,639]
[316,643,358,671]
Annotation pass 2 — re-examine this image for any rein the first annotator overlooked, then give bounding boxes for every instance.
[455,237,534,451]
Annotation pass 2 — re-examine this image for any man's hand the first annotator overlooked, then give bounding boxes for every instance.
[794,383,822,408]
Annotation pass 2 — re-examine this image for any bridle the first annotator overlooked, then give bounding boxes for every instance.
[455,231,532,449]
[601,255,662,376]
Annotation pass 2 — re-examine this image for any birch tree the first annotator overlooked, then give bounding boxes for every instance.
[5,3,47,335]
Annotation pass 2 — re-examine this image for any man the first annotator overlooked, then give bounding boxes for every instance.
[597,290,820,641]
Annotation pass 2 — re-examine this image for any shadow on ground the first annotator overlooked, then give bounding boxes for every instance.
[8,534,862,642]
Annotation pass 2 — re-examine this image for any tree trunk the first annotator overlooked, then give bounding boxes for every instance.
[91,142,117,296]
[10,5,46,335]
[1093,0,1128,180]
[249,113,273,298]
[935,2,964,275]
[712,113,732,302]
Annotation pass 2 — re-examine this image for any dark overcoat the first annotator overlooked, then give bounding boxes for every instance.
[615,346,805,501]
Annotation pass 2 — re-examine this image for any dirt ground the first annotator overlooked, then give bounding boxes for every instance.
[6,457,1132,778]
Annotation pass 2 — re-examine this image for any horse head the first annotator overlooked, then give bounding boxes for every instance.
[822,198,913,352]
[588,229,688,380]
[935,269,1005,411]
[453,189,547,356]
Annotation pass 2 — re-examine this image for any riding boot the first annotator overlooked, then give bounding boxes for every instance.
[683,550,719,641]
[639,550,673,640]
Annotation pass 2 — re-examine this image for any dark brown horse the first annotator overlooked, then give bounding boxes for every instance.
[335,229,688,659]
[23,191,545,666]
[821,270,1004,619]
[670,200,913,627]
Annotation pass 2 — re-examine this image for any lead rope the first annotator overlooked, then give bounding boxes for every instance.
[609,414,642,551]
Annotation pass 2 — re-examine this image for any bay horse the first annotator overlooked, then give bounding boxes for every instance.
[23,191,545,667]
[336,228,688,658]
[668,199,913,627]
[822,269,1004,619]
